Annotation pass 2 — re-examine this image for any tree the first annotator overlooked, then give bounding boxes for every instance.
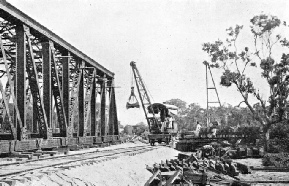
[185,103,206,130]
[165,99,187,131]
[133,122,148,135]
[164,99,186,111]
[202,13,289,151]
[123,125,133,135]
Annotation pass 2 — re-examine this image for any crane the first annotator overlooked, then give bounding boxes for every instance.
[127,61,177,146]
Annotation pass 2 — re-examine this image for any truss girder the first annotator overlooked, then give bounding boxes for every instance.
[0,1,119,141]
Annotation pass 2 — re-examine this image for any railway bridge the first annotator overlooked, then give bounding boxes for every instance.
[0,0,119,153]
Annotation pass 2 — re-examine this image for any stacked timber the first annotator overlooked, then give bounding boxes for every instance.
[145,153,252,186]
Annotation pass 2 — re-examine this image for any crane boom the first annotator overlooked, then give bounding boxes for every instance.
[130,61,158,131]
[129,61,174,146]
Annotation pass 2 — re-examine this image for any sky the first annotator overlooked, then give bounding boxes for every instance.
[6,0,289,125]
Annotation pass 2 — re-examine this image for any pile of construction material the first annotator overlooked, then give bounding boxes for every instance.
[176,138,264,161]
[145,152,252,186]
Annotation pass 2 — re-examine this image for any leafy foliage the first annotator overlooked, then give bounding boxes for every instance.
[262,153,289,167]
[202,13,289,150]
[164,98,259,132]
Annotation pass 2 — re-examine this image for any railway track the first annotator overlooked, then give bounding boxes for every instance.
[0,144,159,180]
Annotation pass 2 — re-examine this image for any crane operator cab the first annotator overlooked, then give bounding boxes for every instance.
[147,103,178,134]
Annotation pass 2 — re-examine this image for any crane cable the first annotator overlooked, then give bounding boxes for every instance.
[143,78,155,104]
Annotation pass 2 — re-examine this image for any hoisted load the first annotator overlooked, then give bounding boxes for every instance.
[126,87,140,109]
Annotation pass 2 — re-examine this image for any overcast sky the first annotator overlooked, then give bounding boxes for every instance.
[7,0,289,125]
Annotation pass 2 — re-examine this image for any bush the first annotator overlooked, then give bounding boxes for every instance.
[267,138,289,153]
[268,123,289,153]
[270,122,289,139]
[262,153,289,167]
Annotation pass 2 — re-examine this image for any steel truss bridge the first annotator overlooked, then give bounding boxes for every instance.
[0,0,119,152]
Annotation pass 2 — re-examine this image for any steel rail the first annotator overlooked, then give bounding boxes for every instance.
[0,0,114,78]
[0,145,150,167]
[0,145,158,178]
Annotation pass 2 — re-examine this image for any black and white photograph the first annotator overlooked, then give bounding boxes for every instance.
[0,0,289,185]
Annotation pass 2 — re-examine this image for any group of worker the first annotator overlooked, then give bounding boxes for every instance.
[160,117,174,132]
[194,121,218,138]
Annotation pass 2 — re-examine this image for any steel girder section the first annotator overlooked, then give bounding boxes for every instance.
[0,29,24,140]
[1,82,13,134]
[90,74,97,136]
[15,25,26,139]
[69,62,84,137]
[108,80,119,135]
[42,42,52,130]
[100,77,107,137]
[84,69,95,136]
[62,52,70,130]
[0,21,15,132]
[0,1,114,79]
[78,62,84,137]
[32,96,38,133]
[24,26,49,139]
[0,81,15,139]
[50,42,68,137]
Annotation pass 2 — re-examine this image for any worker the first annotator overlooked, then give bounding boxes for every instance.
[161,121,165,132]
[160,109,166,133]
[170,136,176,148]
[194,121,201,137]
[167,117,173,128]
[211,127,217,138]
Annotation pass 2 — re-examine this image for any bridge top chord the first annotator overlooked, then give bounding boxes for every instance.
[0,0,114,79]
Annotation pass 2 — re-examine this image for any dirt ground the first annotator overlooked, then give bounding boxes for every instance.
[7,142,289,186]
[234,158,289,186]
[11,141,179,186]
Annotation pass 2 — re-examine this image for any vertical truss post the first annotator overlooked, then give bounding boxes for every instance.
[107,80,113,135]
[15,24,26,140]
[50,42,68,137]
[42,41,52,129]
[100,76,107,136]
[32,101,38,133]
[69,61,84,137]
[24,25,49,139]
[78,62,84,137]
[84,69,95,136]
[108,79,119,135]
[62,52,70,127]
[90,74,96,136]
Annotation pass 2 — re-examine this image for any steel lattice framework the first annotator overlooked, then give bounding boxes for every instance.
[0,0,119,149]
